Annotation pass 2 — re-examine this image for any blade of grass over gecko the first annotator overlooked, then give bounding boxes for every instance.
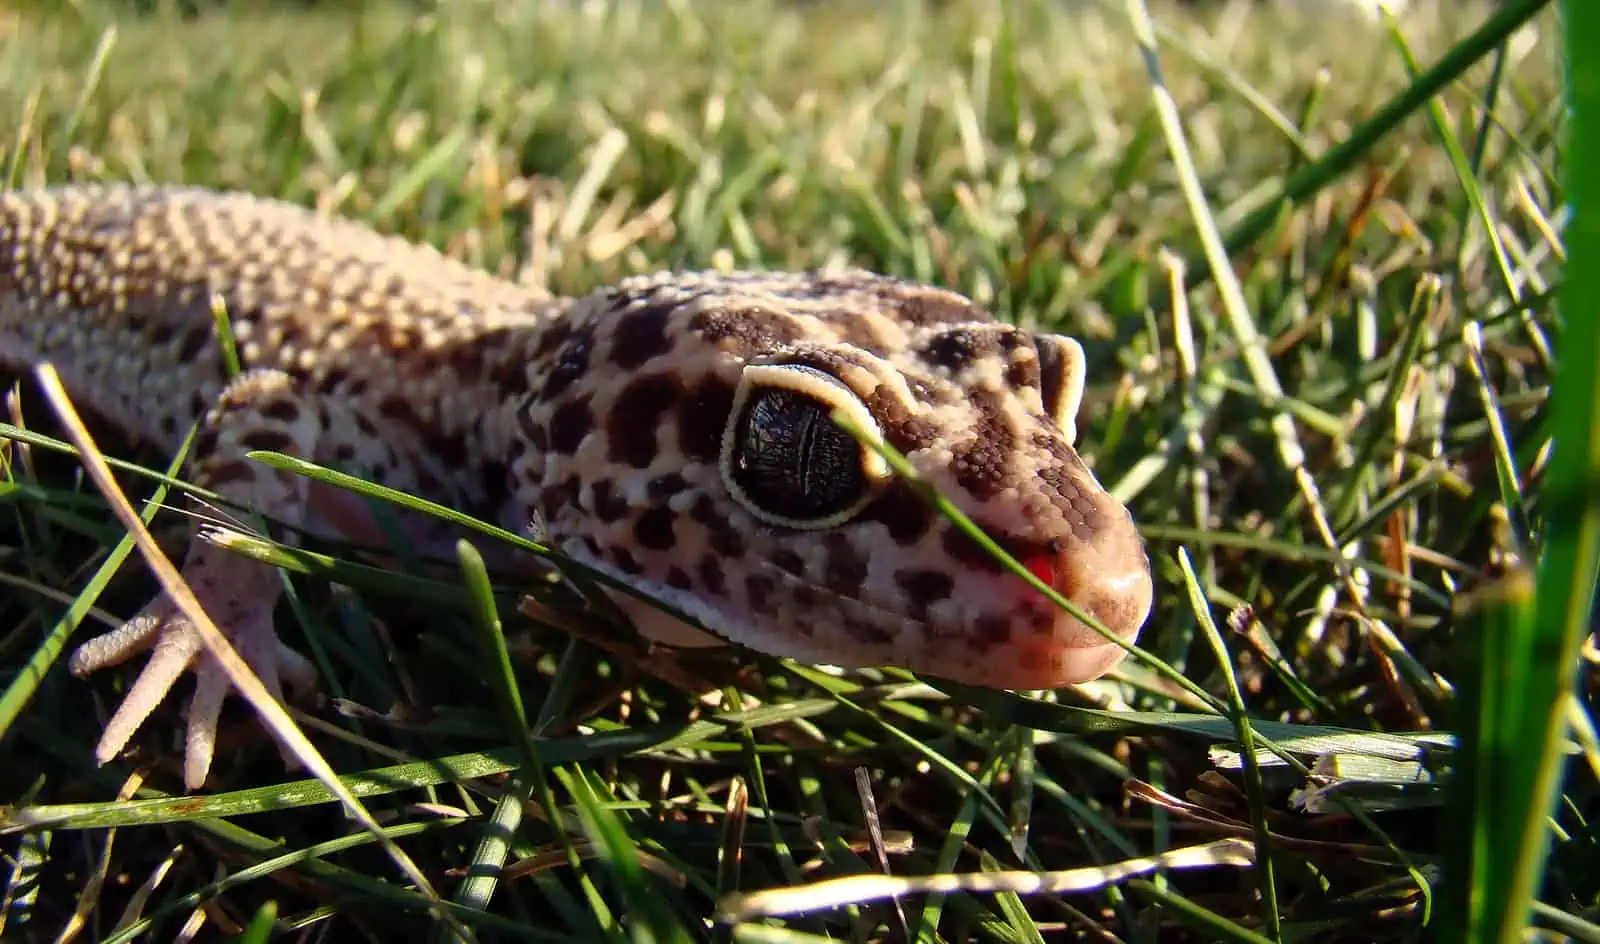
[827,407,1225,711]
[0,421,225,504]
[244,450,713,632]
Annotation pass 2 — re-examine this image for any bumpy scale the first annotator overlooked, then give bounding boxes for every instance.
[0,184,1153,789]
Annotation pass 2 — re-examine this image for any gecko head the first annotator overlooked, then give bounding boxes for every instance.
[527,270,1153,690]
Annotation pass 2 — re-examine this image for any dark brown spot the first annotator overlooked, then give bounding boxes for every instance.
[633,507,676,551]
[538,326,594,402]
[260,399,301,423]
[541,475,583,522]
[689,305,806,355]
[609,301,676,369]
[333,443,357,463]
[611,546,643,575]
[690,495,745,559]
[919,326,1003,371]
[532,318,572,359]
[239,430,295,454]
[974,615,1012,646]
[860,483,935,546]
[771,347,878,384]
[1038,464,1104,543]
[821,533,867,599]
[423,431,469,471]
[906,377,960,406]
[647,473,689,501]
[1004,354,1039,391]
[895,569,954,608]
[772,548,805,577]
[745,574,775,609]
[861,386,940,453]
[478,459,508,500]
[144,320,175,347]
[198,459,252,487]
[889,288,988,327]
[678,375,737,464]
[589,480,630,523]
[547,398,593,455]
[950,391,1014,500]
[437,341,483,385]
[1034,438,1106,541]
[666,567,694,590]
[940,528,1009,574]
[844,616,893,645]
[177,326,212,364]
[697,555,726,594]
[378,396,427,430]
[607,375,680,468]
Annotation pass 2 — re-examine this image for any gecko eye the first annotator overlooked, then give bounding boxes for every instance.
[720,363,891,529]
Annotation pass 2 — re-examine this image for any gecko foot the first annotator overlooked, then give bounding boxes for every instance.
[67,544,317,790]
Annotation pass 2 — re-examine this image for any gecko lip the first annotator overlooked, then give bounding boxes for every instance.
[1010,527,1155,689]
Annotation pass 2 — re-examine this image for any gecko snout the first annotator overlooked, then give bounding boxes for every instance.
[1017,510,1154,687]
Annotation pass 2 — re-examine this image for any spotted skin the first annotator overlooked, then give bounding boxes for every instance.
[0,184,1153,789]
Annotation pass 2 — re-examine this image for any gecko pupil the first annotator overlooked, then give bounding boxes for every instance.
[731,386,865,522]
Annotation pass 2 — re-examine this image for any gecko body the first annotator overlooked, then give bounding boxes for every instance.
[0,184,1153,788]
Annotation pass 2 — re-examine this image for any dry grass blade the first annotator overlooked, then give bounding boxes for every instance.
[716,838,1257,922]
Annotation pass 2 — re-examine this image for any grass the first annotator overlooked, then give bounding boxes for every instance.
[0,0,1592,941]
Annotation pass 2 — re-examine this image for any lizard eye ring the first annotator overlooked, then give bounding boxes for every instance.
[719,363,890,529]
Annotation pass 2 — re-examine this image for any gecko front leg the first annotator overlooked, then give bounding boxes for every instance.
[66,368,323,790]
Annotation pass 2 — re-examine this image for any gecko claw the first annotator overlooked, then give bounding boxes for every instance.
[67,545,312,789]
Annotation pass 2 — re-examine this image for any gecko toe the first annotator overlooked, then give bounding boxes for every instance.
[67,600,175,677]
[183,660,232,790]
[89,617,206,767]
[275,640,319,695]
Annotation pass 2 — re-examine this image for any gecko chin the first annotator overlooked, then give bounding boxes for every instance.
[562,488,1155,693]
